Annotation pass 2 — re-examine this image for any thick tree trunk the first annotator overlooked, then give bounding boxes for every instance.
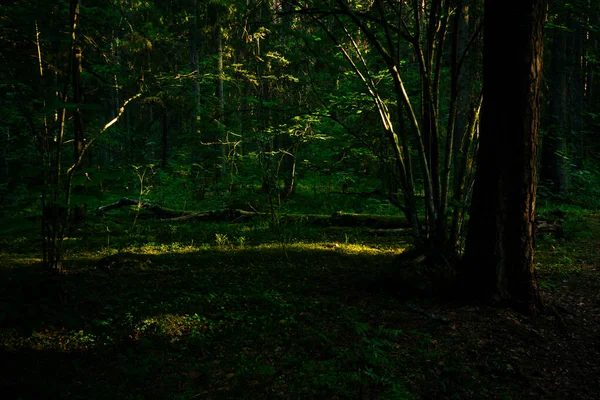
[462,0,546,312]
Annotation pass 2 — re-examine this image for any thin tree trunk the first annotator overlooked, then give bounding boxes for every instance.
[568,15,585,169]
[541,17,569,196]
[162,111,168,168]
[1,127,8,185]
[189,0,200,160]
[585,1,599,111]
[449,1,481,251]
[215,21,225,181]
[71,0,87,224]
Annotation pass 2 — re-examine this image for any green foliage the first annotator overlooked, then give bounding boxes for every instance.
[2,187,600,398]
[570,166,600,208]
[214,233,229,246]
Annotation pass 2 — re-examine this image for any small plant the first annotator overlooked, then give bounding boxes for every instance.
[235,236,247,248]
[215,233,229,246]
[344,232,351,244]
[131,164,157,229]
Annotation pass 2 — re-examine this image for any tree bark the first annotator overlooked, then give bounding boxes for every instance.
[462,0,546,312]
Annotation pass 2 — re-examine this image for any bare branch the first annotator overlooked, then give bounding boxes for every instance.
[67,92,141,176]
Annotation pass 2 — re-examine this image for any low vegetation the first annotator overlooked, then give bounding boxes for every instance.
[1,196,599,399]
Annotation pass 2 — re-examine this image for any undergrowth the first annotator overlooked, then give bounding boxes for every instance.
[1,195,598,399]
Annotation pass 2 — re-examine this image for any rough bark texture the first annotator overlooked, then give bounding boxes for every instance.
[462,0,546,312]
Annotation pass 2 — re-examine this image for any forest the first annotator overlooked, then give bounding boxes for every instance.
[1,0,599,398]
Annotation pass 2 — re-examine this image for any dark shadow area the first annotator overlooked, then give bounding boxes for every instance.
[0,245,463,399]
[0,266,83,336]
[1,236,599,399]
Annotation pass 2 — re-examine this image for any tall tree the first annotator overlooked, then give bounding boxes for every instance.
[462,0,547,312]
[290,0,485,254]
[70,0,88,223]
[541,9,569,197]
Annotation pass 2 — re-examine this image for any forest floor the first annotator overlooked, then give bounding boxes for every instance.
[0,207,599,399]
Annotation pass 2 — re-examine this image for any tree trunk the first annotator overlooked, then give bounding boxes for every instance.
[279,1,297,199]
[71,0,87,224]
[585,1,599,119]
[541,17,569,196]
[567,15,585,169]
[214,14,225,182]
[161,111,168,168]
[462,0,546,313]
[1,127,8,187]
[449,0,480,252]
[189,0,200,158]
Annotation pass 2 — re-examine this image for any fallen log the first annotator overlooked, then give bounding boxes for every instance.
[535,219,564,238]
[97,198,266,222]
[96,197,188,219]
[97,197,139,213]
[97,198,565,240]
[161,209,259,223]
[367,227,415,236]
[96,199,413,228]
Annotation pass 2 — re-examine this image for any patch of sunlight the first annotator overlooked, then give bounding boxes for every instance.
[0,253,42,267]
[68,250,102,259]
[129,243,201,255]
[116,240,408,257]
[154,313,191,336]
[130,313,190,338]
[254,242,407,255]
[339,243,407,255]
[2,328,104,352]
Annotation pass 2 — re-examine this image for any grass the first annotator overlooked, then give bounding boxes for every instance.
[1,201,599,399]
